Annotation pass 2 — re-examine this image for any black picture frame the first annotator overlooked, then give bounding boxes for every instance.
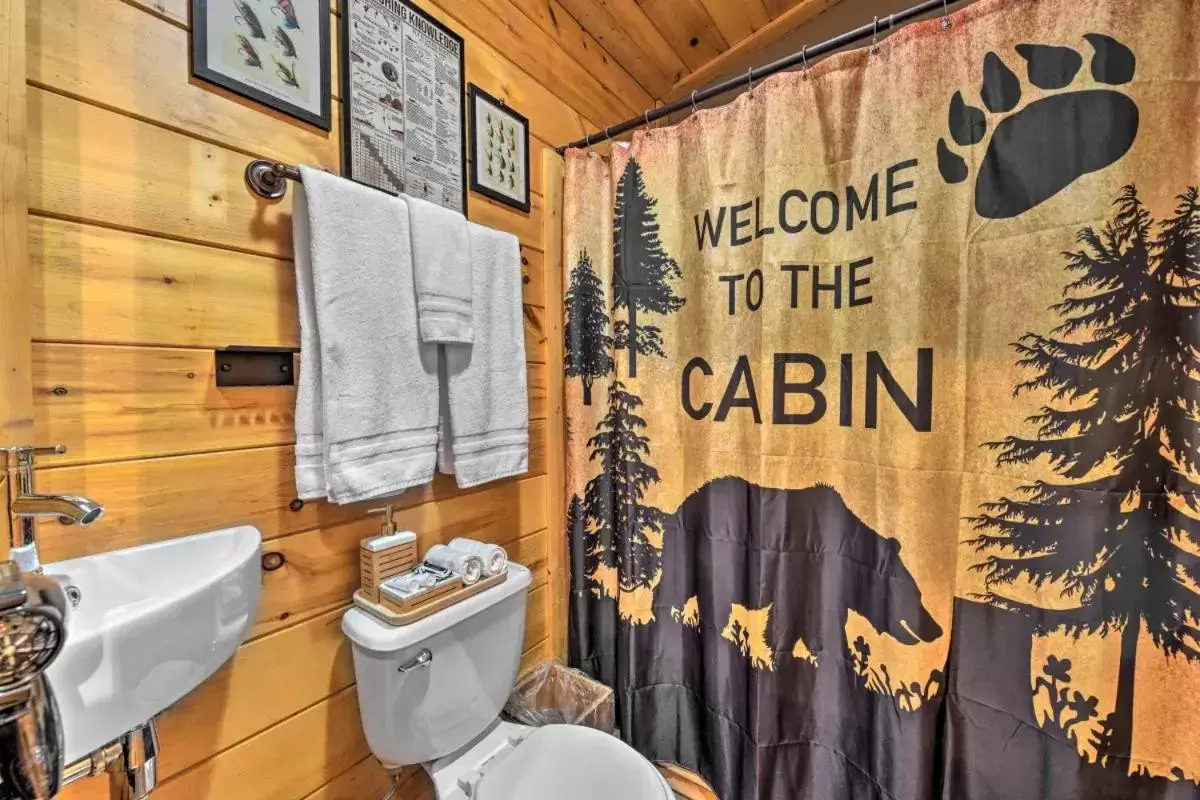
[468,84,531,214]
[192,0,332,131]
[340,0,468,213]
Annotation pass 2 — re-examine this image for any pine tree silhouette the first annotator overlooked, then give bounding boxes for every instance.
[583,380,666,589]
[613,157,685,378]
[564,248,613,405]
[969,185,1200,762]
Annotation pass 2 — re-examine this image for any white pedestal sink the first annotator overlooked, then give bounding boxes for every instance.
[42,525,262,763]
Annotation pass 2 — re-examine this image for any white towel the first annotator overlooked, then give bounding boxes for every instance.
[405,194,473,344]
[292,166,439,504]
[440,223,529,488]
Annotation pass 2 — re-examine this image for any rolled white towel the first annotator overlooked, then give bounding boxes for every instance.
[448,538,508,577]
[424,545,483,585]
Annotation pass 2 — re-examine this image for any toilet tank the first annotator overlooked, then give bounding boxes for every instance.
[342,563,532,766]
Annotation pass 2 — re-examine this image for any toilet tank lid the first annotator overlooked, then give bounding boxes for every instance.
[342,563,531,652]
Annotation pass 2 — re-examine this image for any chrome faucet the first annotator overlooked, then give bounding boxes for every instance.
[3,446,105,572]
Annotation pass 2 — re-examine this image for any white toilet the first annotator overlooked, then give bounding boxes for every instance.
[342,563,675,799]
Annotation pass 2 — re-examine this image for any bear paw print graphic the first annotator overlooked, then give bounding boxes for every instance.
[937,34,1139,219]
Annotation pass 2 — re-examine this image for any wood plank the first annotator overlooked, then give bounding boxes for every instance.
[470,191,545,249]
[123,0,188,26]
[32,342,547,466]
[541,150,568,661]
[300,756,393,800]
[31,216,298,350]
[698,0,771,46]
[31,216,548,351]
[34,419,548,562]
[501,0,662,100]
[252,480,549,638]
[424,0,648,126]
[558,0,687,97]
[523,583,548,652]
[153,685,369,800]
[635,0,728,73]
[659,764,720,799]
[155,606,355,780]
[28,87,293,257]
[29,89,545,261]
[520,637,550,674]
[28,0,340,169]
[0,0,32,443]
[670,0,846,99]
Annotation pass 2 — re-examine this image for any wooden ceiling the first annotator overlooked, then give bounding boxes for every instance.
[555,0,846,104]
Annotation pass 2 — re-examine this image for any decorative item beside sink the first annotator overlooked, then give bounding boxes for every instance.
[192,0,332,130]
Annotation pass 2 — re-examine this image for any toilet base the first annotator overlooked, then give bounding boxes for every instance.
[424,718,531,799]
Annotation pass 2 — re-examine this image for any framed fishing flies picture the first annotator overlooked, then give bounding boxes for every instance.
[467,85,530,213]
[192,0,332,130]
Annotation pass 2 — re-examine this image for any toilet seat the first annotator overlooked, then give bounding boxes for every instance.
[473,724,671,800]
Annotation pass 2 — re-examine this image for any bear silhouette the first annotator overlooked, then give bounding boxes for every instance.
[656,475,943,667]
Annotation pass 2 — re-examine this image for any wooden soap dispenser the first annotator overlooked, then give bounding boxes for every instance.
[358,505,418,603]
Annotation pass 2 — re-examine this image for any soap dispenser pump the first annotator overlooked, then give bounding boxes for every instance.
[359,507,418,603]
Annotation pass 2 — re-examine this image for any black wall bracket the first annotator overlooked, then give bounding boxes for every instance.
[215,347,298,387]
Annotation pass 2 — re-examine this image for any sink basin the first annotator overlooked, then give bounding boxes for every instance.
[43,525,262,762]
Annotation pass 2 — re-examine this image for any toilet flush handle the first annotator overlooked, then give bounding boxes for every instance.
[398,648,433,674]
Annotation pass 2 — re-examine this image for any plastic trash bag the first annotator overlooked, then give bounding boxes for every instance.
[503,660,615,733]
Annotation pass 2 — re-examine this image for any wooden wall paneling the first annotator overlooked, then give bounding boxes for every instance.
[633,0,728,73]
[498,0,660,100]
[0,0,32,443]
[31,343,547,466]
[29,86,547,263]
[418,0,649,125]
[697,0,771,46]
[556,0,687,96]
[30,216,299,349]
[28,0,340,170]
[31,216,548,350]
[541,150,568,660]
[299,756,393,800]
[669,0,846,99]
[28,87,293,257]
[152,685,370,800]
[154,606,356,780]
[32,418,548,562]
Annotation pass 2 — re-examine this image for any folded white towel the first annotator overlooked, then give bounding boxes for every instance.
[448,538,508,577]
[440,223,529,488]
[292,166,439,504]
[405,194,473,344]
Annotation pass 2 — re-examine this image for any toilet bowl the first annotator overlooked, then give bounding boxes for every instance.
[342,563,673,800]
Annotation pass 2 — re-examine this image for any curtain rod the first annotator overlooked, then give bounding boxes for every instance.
[555,0,962,154]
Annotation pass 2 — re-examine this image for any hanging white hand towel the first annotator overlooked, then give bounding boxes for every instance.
[405,194,473,344]
[440,222,529,488]
[292,166,439,504]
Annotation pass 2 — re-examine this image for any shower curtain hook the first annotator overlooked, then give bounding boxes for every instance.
[871,15,879,53]
[746,67,755,94]
[691,90,699,114]
[604,125,613,143]
[941,0,952,29]
[801,45,809,77]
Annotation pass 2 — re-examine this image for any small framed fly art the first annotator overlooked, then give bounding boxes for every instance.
[468,85,530,214]
[192,0,332,130]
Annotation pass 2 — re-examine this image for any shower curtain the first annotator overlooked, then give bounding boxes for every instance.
[562,0,1200,797]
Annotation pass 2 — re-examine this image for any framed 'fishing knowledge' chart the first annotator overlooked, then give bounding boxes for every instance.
[340,0,467,212]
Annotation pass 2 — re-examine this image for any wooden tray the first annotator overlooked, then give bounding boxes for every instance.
[353,570,509,626]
